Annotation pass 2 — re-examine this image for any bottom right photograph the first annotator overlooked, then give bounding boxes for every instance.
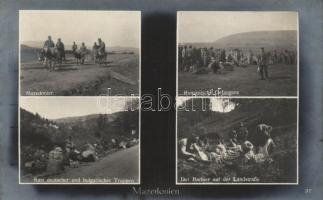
[176,97,298,184]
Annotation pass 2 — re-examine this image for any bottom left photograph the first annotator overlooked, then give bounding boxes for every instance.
[19,97,140,184]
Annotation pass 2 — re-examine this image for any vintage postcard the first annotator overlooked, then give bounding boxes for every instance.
[19,96,140,184]
[177,11,298,97]
[19,10,141,96]
[176,97,298,184]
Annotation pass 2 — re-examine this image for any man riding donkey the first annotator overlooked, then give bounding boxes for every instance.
[41,36,63,71]
[72,41,88,65]
[94,38,107,64]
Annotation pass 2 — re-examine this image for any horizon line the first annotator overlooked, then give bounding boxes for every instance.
[20,107,139,121]
[178,29,297,44]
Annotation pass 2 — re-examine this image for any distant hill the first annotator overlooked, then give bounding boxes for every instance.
[180,30,297,51]
[20,44,39,51]
[21,41,43,48]
[53,111,126,125]
[20,108,139,149]
[53,113,108,124]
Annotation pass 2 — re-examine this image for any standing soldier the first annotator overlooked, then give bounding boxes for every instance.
[236,49,241,65]
[178,46,183,69]
[55,38,65,63]
[92,42,98,63]
[284,50,289,64]
[98,38,106,56]
[248,50,254,65]
[79,42,87,64]
[273,50,278,64]
[196,47,202,68]
[186,45,193,71]
[181,46,187,71]
[227,53,233,63]
[220,49,226,63]
[192,47,199,70]
[72,41,77,52]
[201,48,206,67]
[259,47,269,80]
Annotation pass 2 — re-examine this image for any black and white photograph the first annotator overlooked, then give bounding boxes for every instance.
[1,0,322,199]
[176,97,298,184]
[19,97,140,184]
[19,10,140,96]
[177,12,298,96]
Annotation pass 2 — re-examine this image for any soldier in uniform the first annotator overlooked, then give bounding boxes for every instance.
[201,47,207,67]
[72,41,77,52]
[55,38,65,63]
[185,45,193,71]
[43,36,55,48]
[191,47,200,70]
[178,46,183,69]
[98,38,106,56]
[195,47,202,68]
[181,46,187,71]
[227,53,233,63]
[79,42,87,64]
[259,47,269,80]
[248,50,254,65]
[236,49,241,64]
[220,49,226,63]
[92,42,99,62]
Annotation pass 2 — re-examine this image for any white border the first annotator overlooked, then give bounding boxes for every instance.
[18,10,141,185]
[175,11,299,185]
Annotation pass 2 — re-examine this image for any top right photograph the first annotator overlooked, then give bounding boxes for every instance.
[177,11,298,97]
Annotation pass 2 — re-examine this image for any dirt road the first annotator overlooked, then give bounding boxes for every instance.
[49,145,139,183]
[20,53,139,96]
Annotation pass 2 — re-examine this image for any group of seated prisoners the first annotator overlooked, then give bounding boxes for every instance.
[178,45,297,75]
[39,35,107,68]
[178,123,275,164]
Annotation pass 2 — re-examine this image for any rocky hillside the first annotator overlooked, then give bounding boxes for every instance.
[20,108,139,149]
[177,98,297,140]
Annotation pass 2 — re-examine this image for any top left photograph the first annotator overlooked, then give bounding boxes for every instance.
[19,10,141,96]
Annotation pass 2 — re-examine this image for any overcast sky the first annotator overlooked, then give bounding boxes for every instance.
[20,10,140,47]
[20,97,138,119]
[178,11,298,43]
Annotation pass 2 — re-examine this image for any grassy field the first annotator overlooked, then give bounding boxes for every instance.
[20,51,139,96]
[178,63,297,96]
